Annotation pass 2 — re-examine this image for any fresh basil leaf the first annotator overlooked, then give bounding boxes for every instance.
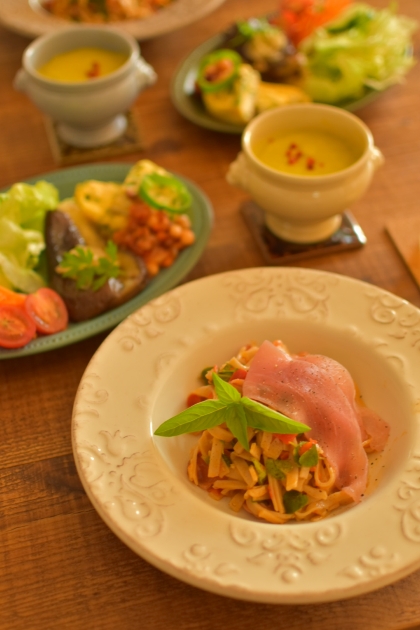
[154,399,227,437]
[225,402,249,450]
[299,444,319,468]
[283,490,309,514]
[212,372,241,404]
[266,458,294,480]
[241,397,311,434]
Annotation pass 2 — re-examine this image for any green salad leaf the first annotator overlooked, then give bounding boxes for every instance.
[300,3,418,104]
[0,181,59,292]
[154,372,310,450]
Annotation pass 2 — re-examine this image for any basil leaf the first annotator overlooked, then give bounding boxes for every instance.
[241,397,311,434]
[154,399,227,437]
[212,372,241,404]
[283,490,309,514]
[224,402,249,450]
[299,444,319,468]
[266,458,294,480]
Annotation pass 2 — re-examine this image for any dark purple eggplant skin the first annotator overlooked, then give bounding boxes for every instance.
[220,19,301,83]
[45,210,148,323]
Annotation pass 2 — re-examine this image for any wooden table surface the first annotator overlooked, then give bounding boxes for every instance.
[1,1,420,628]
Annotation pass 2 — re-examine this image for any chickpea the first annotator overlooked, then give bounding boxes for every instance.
[161,252,176,268]
[180,229,195,246]
[174,214,192,229]
[135,236,154,254]
[146,261,160,277]
[156,230,171,244]
[169,224,183,239]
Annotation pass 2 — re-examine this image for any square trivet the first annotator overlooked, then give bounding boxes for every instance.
[43,109,144,166]
[241,201,367,265]
[386,214,420,290]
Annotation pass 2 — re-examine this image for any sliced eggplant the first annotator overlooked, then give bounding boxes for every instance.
[45,210,148,322]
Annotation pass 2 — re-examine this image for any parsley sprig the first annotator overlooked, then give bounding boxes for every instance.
[57,241,120,291]
[154,372,311,450]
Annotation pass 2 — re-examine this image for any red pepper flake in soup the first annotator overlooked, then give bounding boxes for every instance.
[86,62,101,79]
[285,143,302,165]
[306,156,315,170]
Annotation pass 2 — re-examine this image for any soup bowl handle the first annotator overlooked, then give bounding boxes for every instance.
[134,57,157,90]
[226,152,251,192]
[14,68,29,94]
[370,145,385,171]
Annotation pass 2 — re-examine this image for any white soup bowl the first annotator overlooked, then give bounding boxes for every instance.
[14,26,156,148]
[227,103,384,244]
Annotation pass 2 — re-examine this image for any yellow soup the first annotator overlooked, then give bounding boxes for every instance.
[37,47,129,82]
[253,130,359,176]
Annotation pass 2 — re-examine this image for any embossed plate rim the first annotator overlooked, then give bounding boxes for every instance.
[72,267,420,603]
[0,0,226,40]
[0,162,213,359]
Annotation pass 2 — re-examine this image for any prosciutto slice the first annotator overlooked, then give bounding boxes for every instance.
[242,341,389,502]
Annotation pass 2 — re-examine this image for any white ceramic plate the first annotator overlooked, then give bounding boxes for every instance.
[72,267,420,603]
[0,0,226,40]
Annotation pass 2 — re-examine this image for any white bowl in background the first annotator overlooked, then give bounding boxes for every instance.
[227,104,384,244]
[14,26,156,148]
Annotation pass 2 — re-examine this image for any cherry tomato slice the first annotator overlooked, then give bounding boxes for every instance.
[229,369,248,382]
[0,304,37,349]
[273,433,298,444]
[187,393,207,407]
[25,288,69,335]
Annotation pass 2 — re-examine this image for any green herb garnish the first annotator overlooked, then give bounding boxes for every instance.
[200,366,213,383]
[283,490,309,514]
[154,373,311,450]
[58,241,120,291]
[266,458,294,480]
[252,458,267,484]
[216,365,236,382]
[299,444,319,468]
[294,442,319,468]
[222,453,231,467]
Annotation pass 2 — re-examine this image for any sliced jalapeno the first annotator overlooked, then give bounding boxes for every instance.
[139,173,192,213]
[197,49,242,93]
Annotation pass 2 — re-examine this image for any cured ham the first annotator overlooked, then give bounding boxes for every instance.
[242,340,389,502]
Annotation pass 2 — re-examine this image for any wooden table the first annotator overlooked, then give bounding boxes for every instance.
[1,1,420,628]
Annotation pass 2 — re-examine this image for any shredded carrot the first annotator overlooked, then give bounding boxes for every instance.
[0,286,27,307]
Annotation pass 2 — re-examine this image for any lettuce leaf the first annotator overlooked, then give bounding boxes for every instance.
[0,180,59,292]
[300,3,418,104]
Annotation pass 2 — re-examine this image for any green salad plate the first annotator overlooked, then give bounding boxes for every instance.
[0,163,213,359]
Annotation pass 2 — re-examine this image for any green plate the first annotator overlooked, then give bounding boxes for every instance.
[0,163,213,359]
[170,33,385,134]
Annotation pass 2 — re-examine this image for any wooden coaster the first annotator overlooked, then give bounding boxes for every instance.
[241,201,367,265]
[43,110,144,166]
[386,215,420,289]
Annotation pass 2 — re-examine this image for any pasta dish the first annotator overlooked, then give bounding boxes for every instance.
[42,0,173,22]
[183,340,390,523]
